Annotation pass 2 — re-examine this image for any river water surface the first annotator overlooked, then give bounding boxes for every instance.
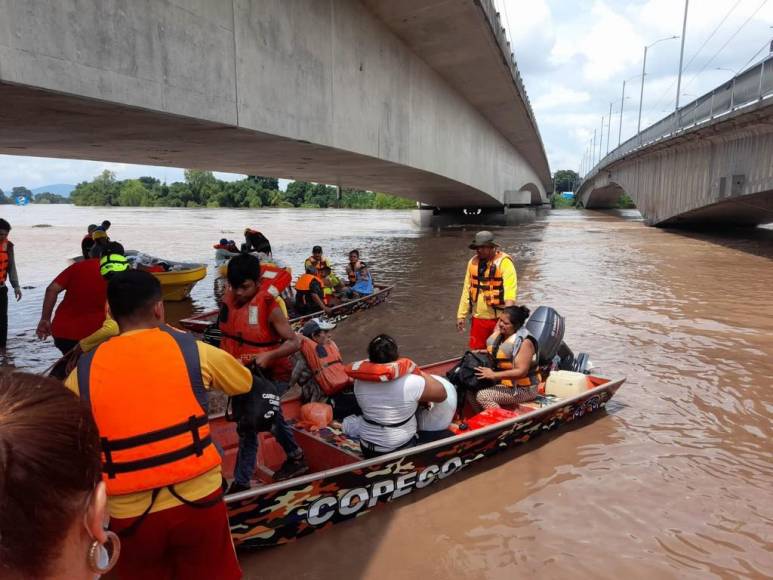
[3,205,771,579]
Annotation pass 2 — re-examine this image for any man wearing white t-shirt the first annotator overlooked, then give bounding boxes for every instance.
[353,335,448,458]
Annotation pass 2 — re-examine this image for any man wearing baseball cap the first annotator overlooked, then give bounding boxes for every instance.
[300,317,337,338]
[456,231,517,349]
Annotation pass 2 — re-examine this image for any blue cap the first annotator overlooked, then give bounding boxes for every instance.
[219,238,228,245]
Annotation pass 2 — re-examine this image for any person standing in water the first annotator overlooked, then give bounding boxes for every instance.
[0,219,22,351]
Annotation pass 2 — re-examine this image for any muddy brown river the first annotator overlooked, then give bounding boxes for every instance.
[4,205,771,578]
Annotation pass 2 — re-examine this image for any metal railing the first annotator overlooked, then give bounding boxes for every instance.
[580,54,773,185]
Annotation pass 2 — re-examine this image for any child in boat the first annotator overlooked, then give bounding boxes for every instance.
[320,264,344,306]
[346,335,449,458]
[345,250,374,297]
[473,306,541,409]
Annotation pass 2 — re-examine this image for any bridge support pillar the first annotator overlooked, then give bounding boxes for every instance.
[412,205,547,227]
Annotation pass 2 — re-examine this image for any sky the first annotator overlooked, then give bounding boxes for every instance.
[498,0,773,174]
[1,0,772,192]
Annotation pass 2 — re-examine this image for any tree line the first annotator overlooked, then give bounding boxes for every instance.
[0,187,69,205]
[67,170,416,209]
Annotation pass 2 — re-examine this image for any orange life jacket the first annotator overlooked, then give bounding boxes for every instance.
[300,336,352,395]
[295,273,324,292]
[218,290,282,365]
[304,256,330,277]
[75,326,220,495]
[261,263,292,297]
[345,358,419,382]
[487,331,541,388]
[0,241,9,285]
[468,251,514,309]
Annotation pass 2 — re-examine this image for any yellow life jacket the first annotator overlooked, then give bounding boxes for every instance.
[486,331,541,388]
[468,251,513,309]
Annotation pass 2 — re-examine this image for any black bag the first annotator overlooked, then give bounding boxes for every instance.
[446,350,496,393]
[226,369,280,434]
[202,323,222,347]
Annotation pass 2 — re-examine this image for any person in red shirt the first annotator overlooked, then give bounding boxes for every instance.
[36,257,107,377]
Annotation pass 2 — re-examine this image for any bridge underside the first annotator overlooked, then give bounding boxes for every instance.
[578,183,624,209]
[660,189,773,227]
[0,82,497,208]
[0,0,551,210]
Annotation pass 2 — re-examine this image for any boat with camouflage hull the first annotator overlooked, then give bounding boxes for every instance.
[212,359,624,549]
[178,284,394,333]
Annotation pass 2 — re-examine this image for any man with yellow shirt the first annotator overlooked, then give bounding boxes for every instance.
[457,231,518,349]
[65,270,250,580]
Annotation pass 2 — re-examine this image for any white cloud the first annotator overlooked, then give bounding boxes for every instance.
[534,89,592,111]
[511,0,773,172]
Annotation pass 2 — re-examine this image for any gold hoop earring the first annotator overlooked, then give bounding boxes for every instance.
[87,530,121,575]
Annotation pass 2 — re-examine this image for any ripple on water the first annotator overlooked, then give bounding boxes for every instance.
[4,206,772,578]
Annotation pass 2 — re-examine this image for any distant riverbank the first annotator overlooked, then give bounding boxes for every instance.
[69,170,416,210]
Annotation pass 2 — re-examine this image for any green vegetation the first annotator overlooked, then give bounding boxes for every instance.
[0,186,68,204]
[33,192,70,204]
[553,169,579,193]
[618,193,636,208]
[68,170,415,209]
[551,194,577,209]
[551,169,579,209]
[0,187,31,204]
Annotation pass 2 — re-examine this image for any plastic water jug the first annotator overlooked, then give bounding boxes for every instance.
[545,370,592,398]
[300,402,333,428]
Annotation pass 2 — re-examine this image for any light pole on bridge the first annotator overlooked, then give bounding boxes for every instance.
[599,116,604,162]
[637,35,680,134]
[675,0,689,111]
[618,75,639,147]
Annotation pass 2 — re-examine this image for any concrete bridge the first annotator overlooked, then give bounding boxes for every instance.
[577,56,773,227]
[0,0,551,221]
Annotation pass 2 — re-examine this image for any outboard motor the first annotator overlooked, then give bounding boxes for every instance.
[524,306,565,366]
[571,352,593,374]
[556,341,576,371]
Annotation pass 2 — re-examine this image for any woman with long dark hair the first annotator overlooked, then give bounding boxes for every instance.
[0,372,119,578]
[474,305,541,409]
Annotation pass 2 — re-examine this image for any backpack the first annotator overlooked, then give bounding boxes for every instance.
[226,369,280,434]
[445,351,496,393]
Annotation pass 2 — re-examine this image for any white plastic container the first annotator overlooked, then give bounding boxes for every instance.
[545,370,591,398]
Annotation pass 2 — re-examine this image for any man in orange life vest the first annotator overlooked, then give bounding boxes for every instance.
[219,253,309,493]
[0,219,22,350]
[295,264,332,316]
[304,245,332,277]
[65,270,251,580]
[456,231,518,349]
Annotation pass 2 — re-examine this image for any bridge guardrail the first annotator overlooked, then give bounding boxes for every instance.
[580,54,773,187]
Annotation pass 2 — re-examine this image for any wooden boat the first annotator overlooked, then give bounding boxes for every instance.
[179,284,394,332]
[212,359,625,549]
[126,251,207,301]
